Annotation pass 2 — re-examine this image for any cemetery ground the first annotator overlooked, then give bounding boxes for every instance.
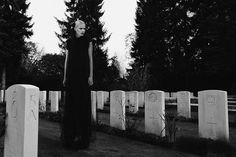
[1,105,236,157]
[1,98,236,156]
[0,117,199,157]
[96,105,236,155]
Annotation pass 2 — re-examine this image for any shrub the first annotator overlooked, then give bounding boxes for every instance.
[161,111,179,143]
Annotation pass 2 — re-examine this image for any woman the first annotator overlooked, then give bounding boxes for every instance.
[62,19,93,150]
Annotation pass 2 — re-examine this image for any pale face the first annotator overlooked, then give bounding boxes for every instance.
[74,22,86,37]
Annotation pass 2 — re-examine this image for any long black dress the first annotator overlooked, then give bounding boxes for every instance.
[62,36,91,148]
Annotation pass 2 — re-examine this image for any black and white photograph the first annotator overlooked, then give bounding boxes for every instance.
[1,0,236,156]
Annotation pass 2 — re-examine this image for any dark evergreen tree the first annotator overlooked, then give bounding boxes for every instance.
[187,0,236,91]
[0,0,33,88]
[56,0,111,90]
[130,0,236,91]
[130,0,173,90]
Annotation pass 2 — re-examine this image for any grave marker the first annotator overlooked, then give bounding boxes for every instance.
[138,92,145,108]
[170,92,177,98]
[91,91,97,123]
[39,91,46,112]
[198,90,229,141]
[110,90,126,130]
[190,92,194,98]
[49,91,59,112]
[128,91,139,113]
[0,89,4,103]
[125,92,130,107]
[4,84,39,157]
[145,90,165,136]
[97,91,104,110]
[104,91,109,105]
[177,91,191,118]
[165,92,170,98]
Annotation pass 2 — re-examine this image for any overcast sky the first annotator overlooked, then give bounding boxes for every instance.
[27,0,137,71]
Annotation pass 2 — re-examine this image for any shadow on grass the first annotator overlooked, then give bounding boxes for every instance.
[95,122,173,148]
[38,131,64,157]
[39,111,236,156]
[174,136,236,157]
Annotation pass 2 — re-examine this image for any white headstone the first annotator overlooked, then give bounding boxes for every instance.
[177,91,191,118]
[171,92,177,98]
[58,91,62,103]
[198,90,229,141]
[4,84,39,157]
[125,92,130,107]
[138,92,145,108]
[91,91,97,122]
[97,91,104,110]
[170,92,177,102]
[145,90,165,136]
[0,89,4,103]
[110,90,126,130]
[165,92,170,98]
[190,92,194,98]
[39,91,46,112]
[128,91,139,113]
[104,91,109,104]
[49,91,59,112]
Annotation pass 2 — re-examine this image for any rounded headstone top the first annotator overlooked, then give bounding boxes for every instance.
[198,90,227,95]
[111,90,125,93]
[7,84,39,91]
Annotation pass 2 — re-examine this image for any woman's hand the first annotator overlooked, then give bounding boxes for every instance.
[88,76,93,86]
[63,78,66,87]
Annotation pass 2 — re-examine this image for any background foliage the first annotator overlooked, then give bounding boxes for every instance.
[128,0,236,93]
[1,0,236,93]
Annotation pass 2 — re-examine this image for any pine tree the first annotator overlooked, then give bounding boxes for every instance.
[0,0,33,89]
[130,0,236,91]
[130,0,170,89]
[56,0,110,90]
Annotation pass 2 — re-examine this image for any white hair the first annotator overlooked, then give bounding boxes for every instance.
[74,19,85,28]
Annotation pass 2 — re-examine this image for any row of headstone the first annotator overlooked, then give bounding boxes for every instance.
[169,92,195,98]
[42,89,230,126]
[107,90,229,142]
[96,91,145,114]
[95,90,192,117]
[41,90,194,117]
[125,91,145,108]
[96,91,144,113]
[39,90,62,112]
[3,85,229,157]
[108,90,166,134]
[96,90,230,121]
